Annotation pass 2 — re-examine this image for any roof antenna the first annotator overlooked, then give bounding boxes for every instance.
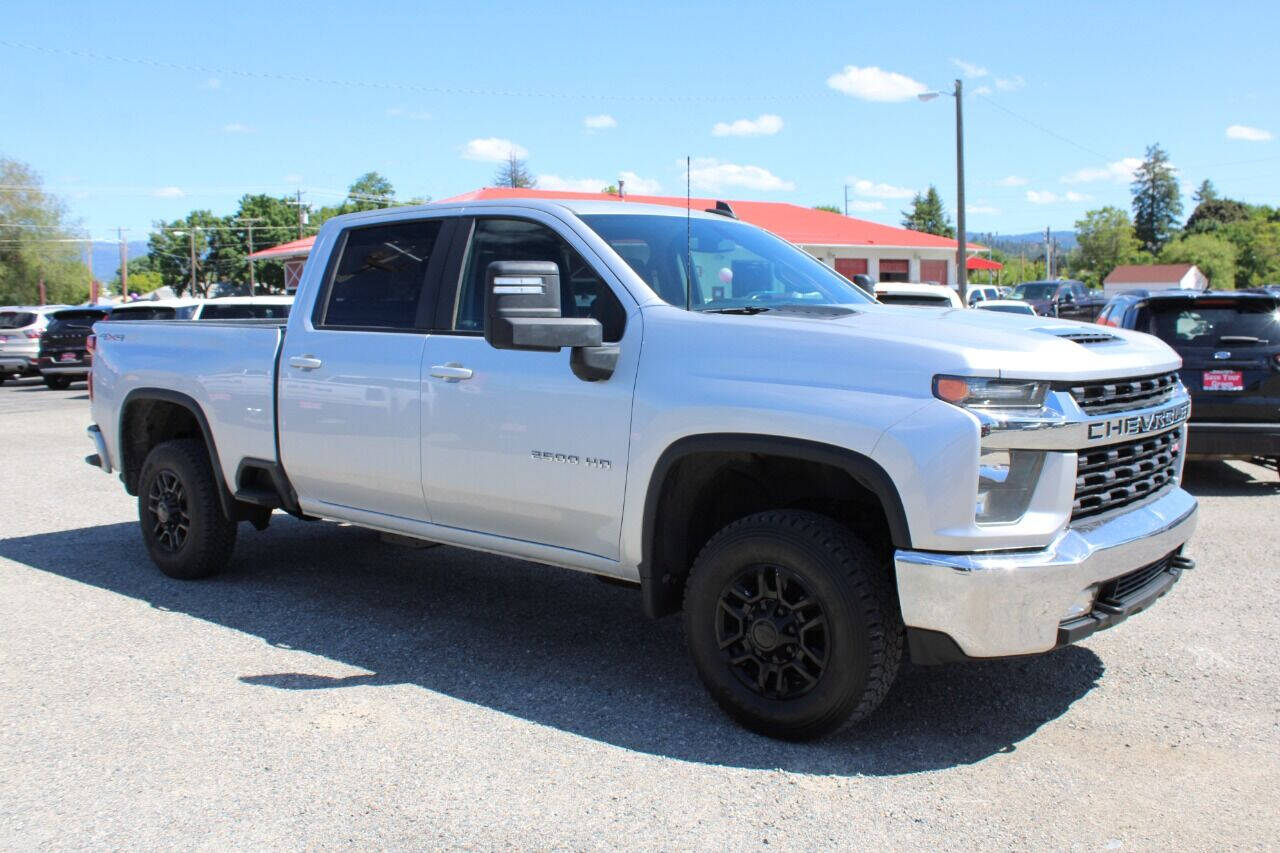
[685,155,692,312]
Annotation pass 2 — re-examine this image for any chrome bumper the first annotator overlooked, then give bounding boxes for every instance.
[894,487,1198,658]
[86,425,112,474]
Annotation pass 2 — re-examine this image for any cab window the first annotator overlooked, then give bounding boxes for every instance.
[452,218,626,343]
[320,219,443,330]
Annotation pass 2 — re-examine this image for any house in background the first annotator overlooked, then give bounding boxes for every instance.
[1103,263,1208,295]
[247,188,988,289]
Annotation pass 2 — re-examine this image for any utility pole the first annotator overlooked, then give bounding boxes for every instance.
[954,78,967,305]
[84,239,97,303]
[844,183,850,216]
[188,229,198,294]
[118,227,128,296]
[289,189,308,239]
[236,217,264,296]
[1044,226,1052,279]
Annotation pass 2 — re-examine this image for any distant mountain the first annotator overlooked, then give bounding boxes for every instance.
[90,240,149,281]
[969,230,1077,256]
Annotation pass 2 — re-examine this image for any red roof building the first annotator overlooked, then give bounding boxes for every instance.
[247,188,986,289]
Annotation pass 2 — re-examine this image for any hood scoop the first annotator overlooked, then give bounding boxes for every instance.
[1036,326,1120,345]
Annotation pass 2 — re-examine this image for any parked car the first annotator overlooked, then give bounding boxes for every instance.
[975,299,1036,316]
[37,305,112,388]
[0,305,70,383]
[966,285,1002,307]
[193,295,293,320]
[874,282,965,308]
[1008,280,1107,320]
[88,198,1197,739]
[1096,288,1279,471]
[108,297,203,321]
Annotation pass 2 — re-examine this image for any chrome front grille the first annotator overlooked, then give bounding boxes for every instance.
[1072,429,1181,521]
[1066,372,1178,415]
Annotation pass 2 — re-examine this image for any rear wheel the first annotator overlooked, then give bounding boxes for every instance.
[43,375,72,390]
[683,510,903,740]
[138,439,237,579]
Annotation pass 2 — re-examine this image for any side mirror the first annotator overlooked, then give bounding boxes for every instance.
[1058,291,1075,304]
[851,273,875,294]
[484,261,602,352]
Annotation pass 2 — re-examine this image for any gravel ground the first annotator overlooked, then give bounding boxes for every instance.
[1,377,1277,851]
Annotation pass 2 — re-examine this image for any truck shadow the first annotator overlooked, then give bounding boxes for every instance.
[0,517,1104,776]
[1181,459,1279,497]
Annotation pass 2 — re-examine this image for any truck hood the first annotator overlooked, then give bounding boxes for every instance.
[658,303,1182,385]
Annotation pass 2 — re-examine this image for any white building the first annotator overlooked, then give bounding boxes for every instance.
[1103,263,1208,295]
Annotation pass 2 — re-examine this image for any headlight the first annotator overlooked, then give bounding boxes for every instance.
[976,448,1045,523]
[934,375,1048,409]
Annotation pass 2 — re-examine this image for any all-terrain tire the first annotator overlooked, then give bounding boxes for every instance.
[683,510,903,740]
[138,439,237,579]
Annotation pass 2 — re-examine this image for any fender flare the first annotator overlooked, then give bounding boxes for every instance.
[638,433,912,618]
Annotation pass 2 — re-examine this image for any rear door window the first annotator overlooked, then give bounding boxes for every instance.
[0,312,37,328]
[319,220,443,330]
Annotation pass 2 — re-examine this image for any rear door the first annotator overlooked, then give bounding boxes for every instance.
[279,216,452,522]
[418,214,638,560]
[1149,295,1280,423]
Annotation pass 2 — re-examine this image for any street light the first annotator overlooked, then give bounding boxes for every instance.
[919,79,967,306]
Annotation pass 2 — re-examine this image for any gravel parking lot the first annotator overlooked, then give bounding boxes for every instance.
[2,377,1277,850]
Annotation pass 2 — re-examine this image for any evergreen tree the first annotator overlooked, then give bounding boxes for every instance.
[493,153,536,188]
[1131,144,1182,254]
[901,186,955,238]
[1192,179,1218,204]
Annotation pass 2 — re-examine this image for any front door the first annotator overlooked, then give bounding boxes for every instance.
[419,215,639,560]
[279,217,448,522]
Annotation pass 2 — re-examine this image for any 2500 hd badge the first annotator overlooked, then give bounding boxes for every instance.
[1087,402,1190,441]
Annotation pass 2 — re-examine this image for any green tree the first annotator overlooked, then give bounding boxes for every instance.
[1158,233,1238,289]
[147,210,223,296]
[1192,179,1218,204]
[1223,215,1280,288]
[812,204,842,214]
[494,153,536,189]
[1184,197,1250,234]
[0,158,91,304]
[208,194,300,293]
[602,184,619,195]
[1131,143,1182,254]
[344,171,395,211]
[1073,206,1141,286]
[900,186,955,238]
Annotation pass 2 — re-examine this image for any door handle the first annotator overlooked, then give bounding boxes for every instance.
[430,363,473,381]
[288,355,323,370]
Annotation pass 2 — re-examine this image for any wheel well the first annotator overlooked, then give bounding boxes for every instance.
[643,442,905,618]
[120,397,211,496]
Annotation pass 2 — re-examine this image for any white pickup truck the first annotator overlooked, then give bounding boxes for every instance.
[86,198,1198,739]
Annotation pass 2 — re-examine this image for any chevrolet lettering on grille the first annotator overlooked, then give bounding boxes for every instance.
[1087,402,1190,442]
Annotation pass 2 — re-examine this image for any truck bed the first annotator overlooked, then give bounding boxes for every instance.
[91,319,286,489]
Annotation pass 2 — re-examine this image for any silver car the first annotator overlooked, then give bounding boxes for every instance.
[0,305,69,383]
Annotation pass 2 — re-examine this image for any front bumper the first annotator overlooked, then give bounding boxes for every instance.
[894,487,1197,659]
[1186,421,1280,458]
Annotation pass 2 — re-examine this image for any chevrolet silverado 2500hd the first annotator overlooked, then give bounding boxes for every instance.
[86,199,1198,739]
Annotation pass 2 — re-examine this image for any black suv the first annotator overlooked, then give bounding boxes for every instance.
[1007,279,1108,320]
[1098,288,1280,469]
[36,306,110,389]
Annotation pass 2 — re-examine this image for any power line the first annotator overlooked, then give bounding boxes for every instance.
[973,93,1116,163]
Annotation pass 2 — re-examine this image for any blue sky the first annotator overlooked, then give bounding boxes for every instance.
[2,0,1278,244]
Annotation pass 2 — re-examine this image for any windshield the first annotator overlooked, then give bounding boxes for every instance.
[0,311,37,328]
[876,293,954,308]
[579,214,872,311]
[1010,283,1058,300]
[1150,298,1280,346]
[47,311,107,332]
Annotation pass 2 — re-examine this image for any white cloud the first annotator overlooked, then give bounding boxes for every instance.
[584,114,617,131]
[967,203,1000,214]
[952,59,988,78]
[153,186,185,199]
[461,137,528,162]
[848,177,915,199]
[973,85,993,96]
[222,122,254,133]
[536,175,611,192]
[1026,190,1090,205]
[826,65,928,102]
[282,173,303,184]
[1061,157,1142,184]
[1226,124,1273,142]
[203,78,221,90]
[684,158,794,192]
[387,107,432,120]
[995,175,1028,187]
[712,114,784,137]
[618,171,661,194]
[847,200,886,212]
[995,75,1025,92]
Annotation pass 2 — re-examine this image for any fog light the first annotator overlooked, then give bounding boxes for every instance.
[1061,586,1098,622]
[975,449,1045,524]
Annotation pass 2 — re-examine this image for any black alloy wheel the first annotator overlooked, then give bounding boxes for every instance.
[716,564,828,700]
[147,469,191,553]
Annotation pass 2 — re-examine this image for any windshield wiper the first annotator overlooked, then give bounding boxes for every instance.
[1217,335,1268,345]
[700,306,771,315]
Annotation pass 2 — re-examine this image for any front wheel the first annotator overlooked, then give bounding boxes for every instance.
[138,439,237,579]
[683,511,903,740]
